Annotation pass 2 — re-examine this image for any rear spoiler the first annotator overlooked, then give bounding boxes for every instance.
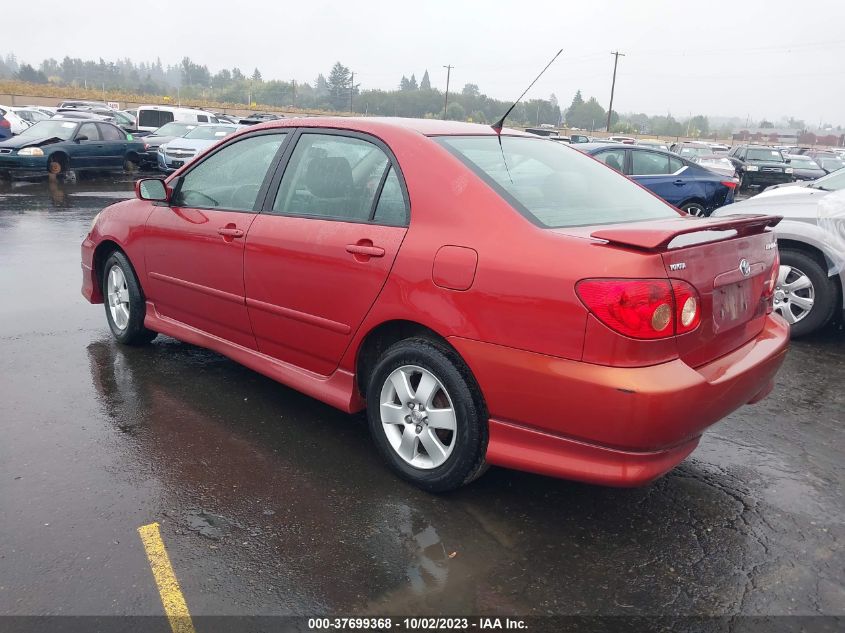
[591,214,781,251]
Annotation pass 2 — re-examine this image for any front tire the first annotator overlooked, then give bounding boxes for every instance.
[775,249,836,337]
[102,251,157,345]
[366,338,488,492]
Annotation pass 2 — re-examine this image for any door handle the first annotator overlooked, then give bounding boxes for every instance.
[218,226,244,238]
[673,179,686,186]
[346,241,385,258]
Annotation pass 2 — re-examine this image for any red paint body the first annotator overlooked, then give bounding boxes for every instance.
[81,117,789,486]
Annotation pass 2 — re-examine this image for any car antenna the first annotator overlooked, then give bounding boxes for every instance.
[491,48,563,134]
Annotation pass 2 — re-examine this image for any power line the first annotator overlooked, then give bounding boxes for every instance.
[442,64,454,119]
[606,51,625,131]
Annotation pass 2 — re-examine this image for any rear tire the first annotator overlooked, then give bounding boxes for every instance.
[102,251,157,346]
[776,249,836,337]
[366,338,488,492]
[681,201,707,217]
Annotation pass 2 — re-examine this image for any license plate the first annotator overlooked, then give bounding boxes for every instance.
[714,281,752,329]
[172,160,183,168]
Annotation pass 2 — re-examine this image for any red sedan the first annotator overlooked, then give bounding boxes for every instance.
[81,117,789,492]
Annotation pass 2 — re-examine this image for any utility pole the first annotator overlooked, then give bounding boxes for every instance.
[349,71,354,112]
[606,51,625,132]
[292,79,296,108]
[442,64,454,119]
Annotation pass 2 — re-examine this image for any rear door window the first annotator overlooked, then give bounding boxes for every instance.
[97,123,124,141]
[271,133,390,222]
[631,150,670,175]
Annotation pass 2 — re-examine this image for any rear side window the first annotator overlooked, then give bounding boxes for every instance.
[272,133,390,222]
[631,150,669,175]
[669,157,685,173]
[197,115,208,123]
[373,167,408,226]
[138,110,174,128]
[437,136,676,228]
[97,123,123,141]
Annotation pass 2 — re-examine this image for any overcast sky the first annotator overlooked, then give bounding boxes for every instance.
[6,0,845,125]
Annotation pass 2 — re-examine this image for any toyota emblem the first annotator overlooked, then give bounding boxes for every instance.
[739,259,751,277]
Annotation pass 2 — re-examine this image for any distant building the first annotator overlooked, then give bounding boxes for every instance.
[732,128,844,147]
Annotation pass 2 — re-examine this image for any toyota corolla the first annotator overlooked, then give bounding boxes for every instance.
[81,117,789,492]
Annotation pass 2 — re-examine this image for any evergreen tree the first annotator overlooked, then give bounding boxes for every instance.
[420,70,431,90]
[327,62,352,110]
[252,68,263,82]
[409,74,418,90]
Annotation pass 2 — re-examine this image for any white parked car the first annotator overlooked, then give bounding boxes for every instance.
[136,105,220,133]
[157,123,241,172]
[0,105,31,134]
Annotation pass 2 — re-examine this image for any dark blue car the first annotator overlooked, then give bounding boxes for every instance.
[0,113,11,141]
[578,143,737,216]
[0,119,145,179]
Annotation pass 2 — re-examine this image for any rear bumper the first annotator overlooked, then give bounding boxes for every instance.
[450,313,789,486]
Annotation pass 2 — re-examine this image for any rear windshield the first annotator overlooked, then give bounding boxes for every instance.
[437,135,677,228]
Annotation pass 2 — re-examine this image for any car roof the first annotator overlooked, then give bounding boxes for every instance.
[244,116,532,138]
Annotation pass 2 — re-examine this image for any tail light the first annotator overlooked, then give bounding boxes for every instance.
[576,278,702,340]
[721,180,738,189]
[671,280,701,334]
[762,249,780,314]
[0,119,10,129]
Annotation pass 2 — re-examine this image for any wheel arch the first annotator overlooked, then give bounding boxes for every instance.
[354,319,469,398]
[47,150,69,171]
[93,239,145,298]
[778,238,843,308]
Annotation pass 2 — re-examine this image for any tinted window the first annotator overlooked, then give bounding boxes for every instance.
[97,123,123,141]
[139,110,174,128]
[272,133,390,222]
[438,136,676,228]
[174,133,287,211]
[78,123,101,141]
[197,115,208,123]
[372,167,408,226]
[594,149,625,172]
[631,150,670,175]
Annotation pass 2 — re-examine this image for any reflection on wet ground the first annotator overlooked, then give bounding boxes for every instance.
[0,177,842,618]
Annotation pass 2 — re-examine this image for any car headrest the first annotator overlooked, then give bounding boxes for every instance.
[305,156,353,198]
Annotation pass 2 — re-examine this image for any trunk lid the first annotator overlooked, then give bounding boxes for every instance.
[590,214,780,367]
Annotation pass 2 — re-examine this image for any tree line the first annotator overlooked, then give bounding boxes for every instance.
[1,53,832,134]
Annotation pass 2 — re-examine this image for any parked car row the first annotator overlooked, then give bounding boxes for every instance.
[574,142,737,216]
[0,108,244,179]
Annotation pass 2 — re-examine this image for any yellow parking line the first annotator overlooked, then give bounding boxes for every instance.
[137,522,196,633]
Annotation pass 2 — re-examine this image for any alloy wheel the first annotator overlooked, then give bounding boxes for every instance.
[774,264,815,325]
[379,365,457,469]
[106,264,131,331]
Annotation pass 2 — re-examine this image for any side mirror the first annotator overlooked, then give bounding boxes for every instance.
[135,178,168,202]
[75,135,88,143]
[785,158,791,164]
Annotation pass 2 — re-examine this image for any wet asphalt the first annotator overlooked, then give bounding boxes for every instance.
[0,174,842,623]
